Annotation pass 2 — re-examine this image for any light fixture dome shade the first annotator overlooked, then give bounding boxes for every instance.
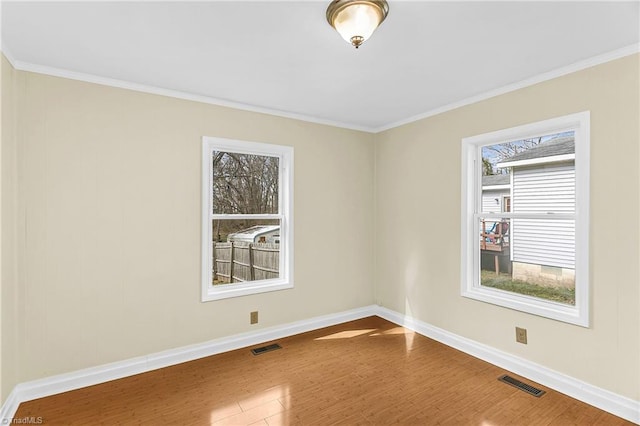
[326,0,389,48]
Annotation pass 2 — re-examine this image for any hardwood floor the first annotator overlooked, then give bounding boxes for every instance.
[15,316,632,425]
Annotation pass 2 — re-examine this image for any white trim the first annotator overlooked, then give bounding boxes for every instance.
[479,212,574,221]
[374,306,640,425]
[0,390,19,426]
[497,153,575,169]
[0,305,378,422]
[201,137,294,301]
[0,45,18,68]
[463,113,585,147]
[502,195,511,214]
[461,112,590,327]
[3,43,638,134]
[210,214,281,220]
[0,53,371,133]
[1,305,638,424]
[374,43,639,133]
[482,184,510,191]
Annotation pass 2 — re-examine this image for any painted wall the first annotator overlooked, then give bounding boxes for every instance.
[1,55,19,401]
[2,50,639,408]
[374,54,640,401]
[0,53,3,403]
[5,65,375,390]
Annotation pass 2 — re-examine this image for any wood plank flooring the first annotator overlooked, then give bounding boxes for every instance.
[14,316,632,425]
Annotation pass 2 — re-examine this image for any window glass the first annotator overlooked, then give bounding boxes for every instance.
[202,138,293,301]
[478,132,576,304]
[461,112,589,326]
[211,219,281,285]
[212,152,279,215]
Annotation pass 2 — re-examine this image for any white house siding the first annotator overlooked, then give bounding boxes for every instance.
[511,219,575,269]
[512,163,575,214]
[481,189,509,214]
[511,163,575,269]
[481,188,510,238]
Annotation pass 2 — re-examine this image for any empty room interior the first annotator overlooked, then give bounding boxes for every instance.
[1,1,639,425]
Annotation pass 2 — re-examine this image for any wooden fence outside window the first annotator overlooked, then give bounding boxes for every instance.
[213,242,280,284]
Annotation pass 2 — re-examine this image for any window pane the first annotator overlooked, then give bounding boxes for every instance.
[212,151,279,214]
[211,219,280,285]
[503,196,511,213]
[481,131,575,214]
[478,217,575,305]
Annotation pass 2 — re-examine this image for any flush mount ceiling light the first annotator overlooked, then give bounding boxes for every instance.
[326,0,389,49]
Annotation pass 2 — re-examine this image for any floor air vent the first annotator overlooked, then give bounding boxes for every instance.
[498,375,545,397]
[251,343,282,356]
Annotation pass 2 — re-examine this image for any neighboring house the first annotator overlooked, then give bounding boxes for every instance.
[480,174,512,274]
[227,225,280,244]
[496,136,576,287]
[482,174,511,214]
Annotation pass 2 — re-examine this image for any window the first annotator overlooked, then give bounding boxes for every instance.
[461,112,590,326]
[502,196,511,213]
[202,137,293,301]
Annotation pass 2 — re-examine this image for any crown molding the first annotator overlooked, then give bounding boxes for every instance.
[2,43,639,134]
[0,45,374,134]
[0,44,18,67]
[373,43,640,133]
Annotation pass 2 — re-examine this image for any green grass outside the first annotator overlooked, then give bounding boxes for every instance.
[480,270,575,305]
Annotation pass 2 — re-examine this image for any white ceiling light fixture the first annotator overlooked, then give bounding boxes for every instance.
[326,0,389,49]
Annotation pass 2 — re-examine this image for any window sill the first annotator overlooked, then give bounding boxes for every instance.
[202,279,293,301]
[462,285,588,327]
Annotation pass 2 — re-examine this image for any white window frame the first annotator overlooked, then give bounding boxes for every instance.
[461,112,590,327]
[502,196,511,213]
[201,137,294,301]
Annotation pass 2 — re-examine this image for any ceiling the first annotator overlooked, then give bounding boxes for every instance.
[2,1,639,132]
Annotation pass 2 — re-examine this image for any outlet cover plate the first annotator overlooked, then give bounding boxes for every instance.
[516,327,527,344]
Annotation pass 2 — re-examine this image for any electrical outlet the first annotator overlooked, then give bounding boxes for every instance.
[516,327,527,344]
[250,311,259,325]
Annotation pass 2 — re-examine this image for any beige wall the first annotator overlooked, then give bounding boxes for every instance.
[4,65,375,391]
[1,55,19,401]
[2,52,639,406]
[0,53,3,402]
[374,54,640,400]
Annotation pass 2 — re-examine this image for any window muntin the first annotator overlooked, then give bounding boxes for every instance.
[502,196,511,213]
[202,138,293,301]
[461,112,589,326]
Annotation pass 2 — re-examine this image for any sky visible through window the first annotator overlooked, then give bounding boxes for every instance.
[482,130,574,175]
[479,129,577,306]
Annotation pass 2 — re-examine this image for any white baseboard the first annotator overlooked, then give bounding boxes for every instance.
[0,305,378,422]
[0,390,19,425]
[374,306,640,425]
[2,304,638,424]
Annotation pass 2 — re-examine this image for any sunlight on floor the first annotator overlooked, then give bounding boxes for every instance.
[209,384,290,425]
[404,328,416,351]
[315,329,376,340]
[370,326,409,335]
[370,326,416,351]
